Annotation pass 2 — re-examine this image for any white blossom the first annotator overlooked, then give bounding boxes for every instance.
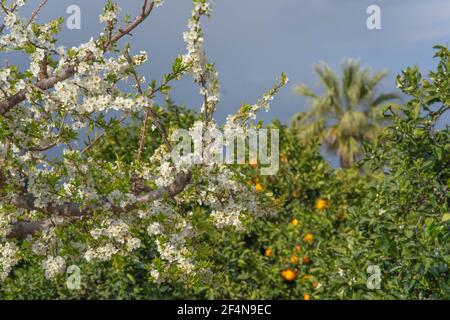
[154,0,165,7]
[0,243,20,280]
[42,256,66,280]
[0,0,287,284]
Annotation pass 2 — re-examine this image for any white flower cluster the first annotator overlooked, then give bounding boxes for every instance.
[0,242,19,280]
[99,3,121,24]
[182,1,210,82]
[84,243,119,262]
[90,219,130,244]
[0,0,287,284]
[146,216,198,280]
[154,0,165,8]
[155,237,195,275]
[155,161,175,187]
[31,228,59,256]
[147,222,163,236]
[0,205,16,238]
[132,51,148,65]
[29,48,46,78]
[182,0,220,116]
[85,219,141,262]
[225,74,289,127]
[26,170,61,210]
[0,68,11,82]
[197,168,262,230]
[48,50,148,115]
[0,11,27,49]
[42,256,66,280]
[210,209,243,230]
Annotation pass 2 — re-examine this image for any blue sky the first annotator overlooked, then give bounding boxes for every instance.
[2,0,449,166]
[7,0,450,127]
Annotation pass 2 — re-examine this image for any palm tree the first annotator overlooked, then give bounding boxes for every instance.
[292,59,399,168]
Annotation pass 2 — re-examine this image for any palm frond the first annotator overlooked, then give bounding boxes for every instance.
[372,92,400,107]
[293,84,317,98]
[292,59,399,168]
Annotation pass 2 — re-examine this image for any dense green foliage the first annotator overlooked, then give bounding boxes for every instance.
[1,47,448,300]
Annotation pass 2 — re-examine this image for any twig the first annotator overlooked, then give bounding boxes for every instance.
[81,116,127,154]
[0,3,18,36]
[26,0,49,27]
[123,50,172,159]
[200,75,209,127]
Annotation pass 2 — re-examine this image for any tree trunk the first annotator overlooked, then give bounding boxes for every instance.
[339,154,352,168]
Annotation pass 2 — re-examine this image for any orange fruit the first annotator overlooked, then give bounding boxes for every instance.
[316,199,329,210]
[303,294,311,300]
[255,183,263,192]
[291,218,299,226]
[303,233,313,243]
[290,255,298,264]
[264,248,272,257]
[302,255,311,264]
[295,245,302,253]
[281,268,297,282]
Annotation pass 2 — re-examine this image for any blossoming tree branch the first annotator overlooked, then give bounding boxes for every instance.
[0,0,287,281]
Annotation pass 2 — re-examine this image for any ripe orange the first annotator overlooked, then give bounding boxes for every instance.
[303,233,313,243]
[281,268,297,282]
[255,183,263,192]
[295,245,302,253]
[302,255,311,264]
[290,255,298,264]
[264,248,272,257]
[291,218,299,226]
[303,294,311,300]
[316,199,329,210]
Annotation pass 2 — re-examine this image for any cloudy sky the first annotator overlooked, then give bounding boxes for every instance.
[6,0,449,128]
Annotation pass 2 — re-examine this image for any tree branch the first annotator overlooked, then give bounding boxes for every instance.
[7,220,48,239]
[7,171,191,239]
[123,49,172,159]
[0,3,18,36]
[0,1,156,115]
[110,1,154,45]
[26,0,49,28]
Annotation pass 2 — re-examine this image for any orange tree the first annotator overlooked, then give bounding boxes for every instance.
[204,121,371,299]
[331,46,449,299]
[205,46,449,300]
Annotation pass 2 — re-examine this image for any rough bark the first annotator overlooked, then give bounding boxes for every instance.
[7,171,191,239]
